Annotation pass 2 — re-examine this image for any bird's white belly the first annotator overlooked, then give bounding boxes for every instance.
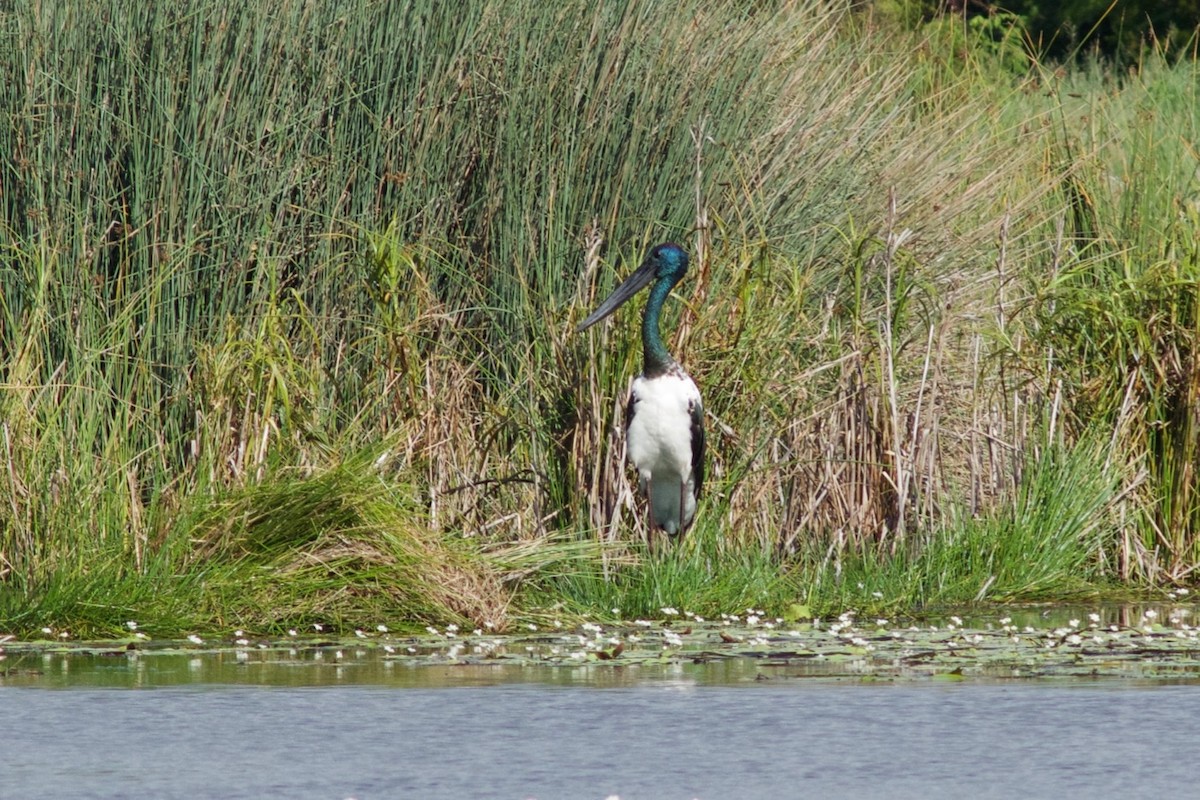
[627,373,700,533]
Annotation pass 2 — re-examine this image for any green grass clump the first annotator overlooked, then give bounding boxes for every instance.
[0,555,210,639]
[533,526,796,622]
[183,453,512,632]
[0,452,516,637]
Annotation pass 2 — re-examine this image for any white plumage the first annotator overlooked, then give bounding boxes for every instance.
[627,370,703,535]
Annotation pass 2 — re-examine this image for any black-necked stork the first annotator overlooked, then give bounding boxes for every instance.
[578,242,705,539]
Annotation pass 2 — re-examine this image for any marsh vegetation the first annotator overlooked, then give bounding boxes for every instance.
[2,1,1200,637]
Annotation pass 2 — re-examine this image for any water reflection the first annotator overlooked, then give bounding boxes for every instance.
[1,645,776,689]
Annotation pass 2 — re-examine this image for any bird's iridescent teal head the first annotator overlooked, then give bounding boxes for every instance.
[577,242,690,374]
[647,242,688,283]
[576,242,689,332]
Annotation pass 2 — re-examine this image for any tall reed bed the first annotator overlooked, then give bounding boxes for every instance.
[0,0,1195,631]
[1030,55,1200,580]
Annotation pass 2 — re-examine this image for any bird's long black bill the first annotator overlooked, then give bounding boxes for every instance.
[576,258,656,332]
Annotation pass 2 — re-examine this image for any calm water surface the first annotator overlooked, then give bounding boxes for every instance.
[3,657,1198,799]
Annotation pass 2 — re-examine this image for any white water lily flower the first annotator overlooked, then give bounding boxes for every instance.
[187,634,203,645]
[376,624,388,633]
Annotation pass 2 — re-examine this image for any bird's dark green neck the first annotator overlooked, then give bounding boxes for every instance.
[641,276,678,376]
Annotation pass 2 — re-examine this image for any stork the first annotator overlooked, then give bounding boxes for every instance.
[578,242,705,542]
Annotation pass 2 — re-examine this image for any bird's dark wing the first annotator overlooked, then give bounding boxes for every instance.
[689,398,705,499]
[626,386,638,438]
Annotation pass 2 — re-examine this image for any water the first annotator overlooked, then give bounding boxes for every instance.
[4,660,1199,799]
[5,604,1199,798]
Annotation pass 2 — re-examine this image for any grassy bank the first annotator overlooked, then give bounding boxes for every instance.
[2,0,1198,637]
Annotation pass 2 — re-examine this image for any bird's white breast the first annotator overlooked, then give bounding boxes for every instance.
[627,371,700,481]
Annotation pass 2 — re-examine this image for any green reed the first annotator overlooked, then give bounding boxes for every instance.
[2,1,1198,635]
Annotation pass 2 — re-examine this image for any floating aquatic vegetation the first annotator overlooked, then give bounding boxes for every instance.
[4,605,1200,687]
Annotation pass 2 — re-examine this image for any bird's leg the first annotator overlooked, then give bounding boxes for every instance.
[648,503,657,554]
[677,481,687,542]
